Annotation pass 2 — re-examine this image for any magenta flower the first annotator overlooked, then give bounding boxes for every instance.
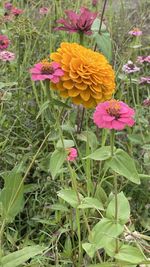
[139,77,150,85]
[129,28,142,36]
[0,35,10,51]
[39,7,49,15]
[122,60,140,74]
[0,50,15,61]
[92,0,98,7]
[67,148,78,161]
[4,2,13,10]
[143,99,150,107]
[55,7,97,35]
[30,60,64,83]
[137,56,150,64]
[11,7,23,16]
[93,99,135,130]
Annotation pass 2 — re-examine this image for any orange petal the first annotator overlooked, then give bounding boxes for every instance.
[75,83,87,90]
[68,88,80,97]
[60,90,69,98]
[72,96,82,105]
[80,90,91,101]
[63,80,74,90]
[83,97,96,108]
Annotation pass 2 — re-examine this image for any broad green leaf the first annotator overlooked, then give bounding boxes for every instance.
[78,197,104,210]
[0,167,24,222]
[106,149,140,184]
[91,18,107,32]
[56,139,74,149]
[115,244,146,264]
[95,185,108,204]
[94,32,112,61]
[106,192,130,225]
[49,149,66,179]
[57,189,83,208]
[83,146,112,160]
[1,245,45,267]
[50,203,69,212]
[82,243,96,258]
[77,131,98,151]
[90,218,124,249]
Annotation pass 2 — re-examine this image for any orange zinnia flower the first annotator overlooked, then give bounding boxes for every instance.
[50,42,115,108]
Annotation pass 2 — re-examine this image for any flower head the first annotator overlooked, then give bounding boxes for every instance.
[39,7,49,15]
[139,77,150,85]
[55,7,97,35]
[137,56,150,64]
[92,0,98,7]
[93,99,135,130]
[50,42,115,108]
[11,7,23,16]
[0,50,15,61]
[122,60,140,74]
[129,28,142,36]
[30,60,64,83]
[67,148,77,161]
[0,35,10,51]
[143,99,150,107]
[4,2,13,10]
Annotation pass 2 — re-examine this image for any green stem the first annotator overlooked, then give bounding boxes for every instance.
[110,130,119,253]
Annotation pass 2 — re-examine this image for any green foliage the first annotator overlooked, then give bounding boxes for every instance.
[106,192,130,224]
[106,149,140,184]
[0,166,24,223]
[49,149,66,179]
[0,246,45,267]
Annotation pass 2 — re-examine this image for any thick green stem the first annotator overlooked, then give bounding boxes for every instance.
[110,130,119,253]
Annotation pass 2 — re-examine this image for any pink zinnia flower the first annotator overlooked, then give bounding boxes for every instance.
[139,77,150,85]
[137,56,150,64]
[67,148,78,161]
[129,28,142,36]
[0,50,15,61]
[93,99,135,130]
[4,2,13,10]
[143,99,150,107]
[122,60,140,74]
[55,7,97,35]
[39,7,49,15]
[11,7,23,16]
[92,0,98,7]
[0,35,10,51]
[30,60,64,83]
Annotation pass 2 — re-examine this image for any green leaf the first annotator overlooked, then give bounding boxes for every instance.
[78,197,104,210]
[82,243,96,258]
[90,218,124,250]
[77,131,98,151]
[106,192,130,225]
[0,246,45,267]
[36,100,50,119]
[56,139,74,149]
[106,149,140,184]
[57,189,83,208]
[94,32,112,61]
[0,166,24,223]
[49,149,66,179]
[52,98,71,109]
[91,18,107,32]
[83,146,112,160]
[50,203,69,212]
[115,244,146,264]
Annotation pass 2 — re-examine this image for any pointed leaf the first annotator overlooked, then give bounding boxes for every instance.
[78,197,104,210]
[106,192,130,225]
[83,146,112,160]
[57,189,83,208]
[106,149,140,184]
[1,245,45,267]
[115,244,146,264]
[49,149,66,179]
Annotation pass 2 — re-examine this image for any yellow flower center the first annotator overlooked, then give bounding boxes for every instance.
[107,99,121,118]
[41,60,53,74]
